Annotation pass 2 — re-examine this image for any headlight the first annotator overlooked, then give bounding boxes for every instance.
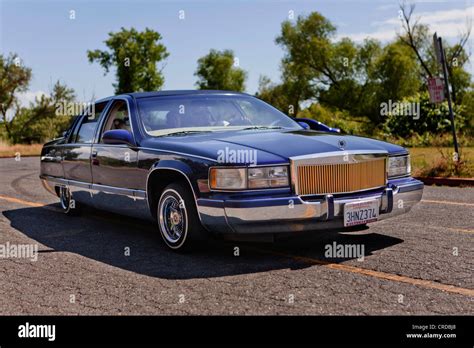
[388,155,411,178]
[209,168,247,190]
[209,166,289,190]
[248,166,289,188]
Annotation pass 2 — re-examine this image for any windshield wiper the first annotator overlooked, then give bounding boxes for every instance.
[240,126,283,131]
[163,130,212,137]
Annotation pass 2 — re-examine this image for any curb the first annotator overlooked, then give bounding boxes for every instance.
[415,176,474,187]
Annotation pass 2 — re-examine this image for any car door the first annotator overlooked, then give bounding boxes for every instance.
[61,101,109,203]
[62,102,108,182]
[90,98,147,218]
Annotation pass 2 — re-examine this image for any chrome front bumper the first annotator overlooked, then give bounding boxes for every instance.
[197,177,423,234]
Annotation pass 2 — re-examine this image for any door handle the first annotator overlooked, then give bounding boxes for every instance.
[91,150,99,165]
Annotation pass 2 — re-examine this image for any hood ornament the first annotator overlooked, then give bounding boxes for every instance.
[338,139,346,150]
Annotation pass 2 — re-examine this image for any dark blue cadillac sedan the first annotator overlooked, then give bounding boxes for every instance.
[40,90,423,251]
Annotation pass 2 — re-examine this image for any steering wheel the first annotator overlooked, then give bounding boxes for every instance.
[226,113,252,126]
[269,119,283,127]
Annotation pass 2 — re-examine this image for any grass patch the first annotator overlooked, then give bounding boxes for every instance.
[0,140,43,158]
[409,147,474,178]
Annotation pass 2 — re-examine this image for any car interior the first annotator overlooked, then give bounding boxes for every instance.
[101,101,131,140]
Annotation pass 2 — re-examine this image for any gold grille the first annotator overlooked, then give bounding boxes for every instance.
[296,158,387,195]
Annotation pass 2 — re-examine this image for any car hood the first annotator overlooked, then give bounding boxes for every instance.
[142,129,407,165]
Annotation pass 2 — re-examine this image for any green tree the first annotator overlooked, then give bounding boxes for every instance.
[445,45,471,103]
[259,13,338,115]
[398,3,472,103]
[256,57,313,116]
[195,49,247,91]
[274,8,472,132]
[371,40,421,120]
[87,27,169,94]
[382,91,467,138]
[459,86,474,136]
[9,81,76,144]
[0,53,32,140]
[256,72,311,116]
[316,38,385,122]
[276,12,337,91]
[275,14,389,122]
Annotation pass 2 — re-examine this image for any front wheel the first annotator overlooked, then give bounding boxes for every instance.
[157,183,207,251]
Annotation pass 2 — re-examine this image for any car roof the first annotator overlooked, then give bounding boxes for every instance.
[126,90,250,99]
[94,90,252,104]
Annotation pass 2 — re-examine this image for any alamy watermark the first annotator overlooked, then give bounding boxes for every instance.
[0,242,38,261]
[18,322,55,341]
[380,100,420,120]
[324,242,365,261]
[55,101,95,117]
[217,146,257,166]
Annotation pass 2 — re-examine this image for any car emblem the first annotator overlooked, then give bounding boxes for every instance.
[338,139,346,150]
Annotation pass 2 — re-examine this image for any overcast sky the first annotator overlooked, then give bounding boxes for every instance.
[1,0,472,104]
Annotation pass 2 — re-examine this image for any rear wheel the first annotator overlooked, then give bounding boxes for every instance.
[59,186,79,215]
[157,183,207,251]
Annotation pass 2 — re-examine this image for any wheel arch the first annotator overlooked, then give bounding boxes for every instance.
[146,160,200,220]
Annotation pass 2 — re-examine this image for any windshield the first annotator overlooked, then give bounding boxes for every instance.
[137,94,302,136]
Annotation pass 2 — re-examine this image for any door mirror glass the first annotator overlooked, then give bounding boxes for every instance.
[297,121,310,130]
[102,129,134,146]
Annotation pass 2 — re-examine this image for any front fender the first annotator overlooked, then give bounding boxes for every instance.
[146,159,206,201]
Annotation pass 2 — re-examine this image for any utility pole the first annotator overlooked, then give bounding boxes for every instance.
[433,33,460,161]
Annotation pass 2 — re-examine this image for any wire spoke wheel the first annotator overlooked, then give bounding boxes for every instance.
[59,186,72,211]
[157,183,207,251]
[159,191,187,245]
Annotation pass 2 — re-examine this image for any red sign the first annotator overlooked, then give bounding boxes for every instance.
[428,77,445,103]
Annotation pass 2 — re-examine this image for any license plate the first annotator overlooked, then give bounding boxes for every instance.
[343,200,379,227]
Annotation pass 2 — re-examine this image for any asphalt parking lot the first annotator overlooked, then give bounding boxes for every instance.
[0,156,472,315]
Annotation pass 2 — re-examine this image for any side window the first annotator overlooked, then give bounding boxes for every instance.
[99,100,131,143]
[73,102,107,144]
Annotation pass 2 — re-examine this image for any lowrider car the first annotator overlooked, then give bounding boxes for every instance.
[40,90,423,251]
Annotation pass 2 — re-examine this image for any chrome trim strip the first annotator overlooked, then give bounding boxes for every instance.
[290,150,388,163]
[134,190,147,199]
[88,144,134,149]
[40,155,62,162]
[40,175,146,199]
[67,179,91,189]
[210,187,291,193]
[138,147,217,163]
[298,184,387,198]
[90,183,144,198]
[40,176,67,185]
[388,174,411,180]
[50,144,218,163]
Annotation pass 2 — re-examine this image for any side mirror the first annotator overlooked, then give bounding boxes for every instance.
[295,118,340,133]
[297,121,310,130]
[102,129,134,146]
